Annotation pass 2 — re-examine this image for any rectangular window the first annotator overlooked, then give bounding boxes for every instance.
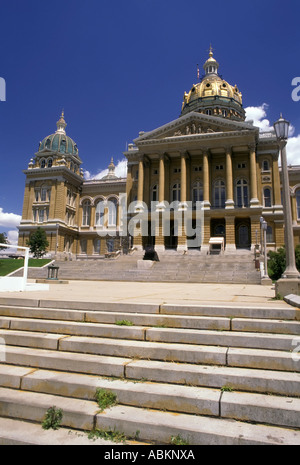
[38,209,44,223]
[80,239,87,254]
[41,188,47,202]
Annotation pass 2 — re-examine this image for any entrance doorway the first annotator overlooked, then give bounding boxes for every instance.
[211,219,226,241]
[164,220,178,250]
[235,218,251,249]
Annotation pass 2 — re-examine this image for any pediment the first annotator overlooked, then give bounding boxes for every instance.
[134,112,257,145]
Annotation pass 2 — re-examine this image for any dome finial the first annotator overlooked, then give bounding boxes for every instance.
[209,44,214,58]
[56,110,67,135]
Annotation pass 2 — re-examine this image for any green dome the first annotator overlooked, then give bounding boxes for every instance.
[39,132,78,155]
[38,112,79,156]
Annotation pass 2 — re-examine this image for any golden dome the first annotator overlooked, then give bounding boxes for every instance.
[181,48,245,121]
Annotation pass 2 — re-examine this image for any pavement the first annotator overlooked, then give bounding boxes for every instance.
[0,278,291,308]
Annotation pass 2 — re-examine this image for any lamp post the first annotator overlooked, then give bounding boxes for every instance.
[261,219,268,278]
[273,115,300,293]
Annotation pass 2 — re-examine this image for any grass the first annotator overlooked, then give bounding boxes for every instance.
[42,406,63,430]
[0,258,51,276]
[170,434,190,445]
[221,385,234,392]
[88,428,127,443]
[115,320,134,326]
[95,388,117,411]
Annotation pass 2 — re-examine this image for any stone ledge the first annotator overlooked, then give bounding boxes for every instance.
[284,294,300,308]
[137,260,155,270]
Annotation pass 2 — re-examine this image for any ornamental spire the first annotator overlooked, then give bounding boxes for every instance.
[56,110,67,134]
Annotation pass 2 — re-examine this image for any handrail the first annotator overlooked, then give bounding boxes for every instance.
[0,243,29,291]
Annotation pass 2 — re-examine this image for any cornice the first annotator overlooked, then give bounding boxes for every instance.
[136,129,256,147]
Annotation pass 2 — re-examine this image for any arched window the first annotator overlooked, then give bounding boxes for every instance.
[172,184,181,202]
[214,180,226,208]
[192,182,203,209]
[263,187,272,207]
[45,138,51,149]
[236,179,249,208]
[296,190,300,219]
[95,200,105,226]
[108,198,118,226]
[47,158,53,168]
[82,200,91,226]
[40,159,46,169]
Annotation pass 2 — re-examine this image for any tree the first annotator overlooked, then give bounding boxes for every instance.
[0,232,9,250]
[268,245,300,281]
[26,227,49,258]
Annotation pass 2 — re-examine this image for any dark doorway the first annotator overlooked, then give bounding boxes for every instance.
[211,218,226,240]
[164,220,178,250]
[235,218,251,249]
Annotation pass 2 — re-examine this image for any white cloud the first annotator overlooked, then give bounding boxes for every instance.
[287,135,300,165]
[84,159,128,180]
[245,103,295,136]
[245,103,274,132]
[7,230,19,246]
[245,104,299,164]
[0,208,21,229]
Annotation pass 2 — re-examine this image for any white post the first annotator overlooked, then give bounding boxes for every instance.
[23,247,29,291]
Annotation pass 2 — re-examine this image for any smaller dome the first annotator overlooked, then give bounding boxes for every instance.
[102,158,119,180]
[38,112,79,156]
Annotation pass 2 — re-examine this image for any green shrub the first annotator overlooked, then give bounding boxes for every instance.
[267,245,300,281]
[42,406,63,430]
[95,388,117,411]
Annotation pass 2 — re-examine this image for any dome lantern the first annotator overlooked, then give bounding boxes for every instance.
[56,110,67,135]
[203,45,219,76]
[181,47,245,121]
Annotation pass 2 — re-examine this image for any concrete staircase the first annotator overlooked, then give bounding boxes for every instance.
[19,251,261,284]
[0,297,299,444]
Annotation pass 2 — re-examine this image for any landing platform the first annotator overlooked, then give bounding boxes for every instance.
[0,279,289,309]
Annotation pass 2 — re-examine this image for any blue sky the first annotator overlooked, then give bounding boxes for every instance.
[1,0,300,243]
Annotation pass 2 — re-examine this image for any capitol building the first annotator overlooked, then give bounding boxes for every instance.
[18,50,300,257]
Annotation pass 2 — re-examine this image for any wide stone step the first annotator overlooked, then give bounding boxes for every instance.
[1,298,297,321]
[125,359,300,397]
[1,365,221,417]
[95,404,300,445]
[0,331,227,366]
[0,386,299,445]
[160,303,299,320]
[3,345,129,378]
[2,345,300,396]
[0,317,146,340]
[1,322,299,370]
[2,366,299,429]
[0,305,232,331]
[0,418,126,445]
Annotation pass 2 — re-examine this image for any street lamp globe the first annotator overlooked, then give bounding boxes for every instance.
[273,114,290,142]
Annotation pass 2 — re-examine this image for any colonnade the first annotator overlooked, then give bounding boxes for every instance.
[136,146,260,211]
